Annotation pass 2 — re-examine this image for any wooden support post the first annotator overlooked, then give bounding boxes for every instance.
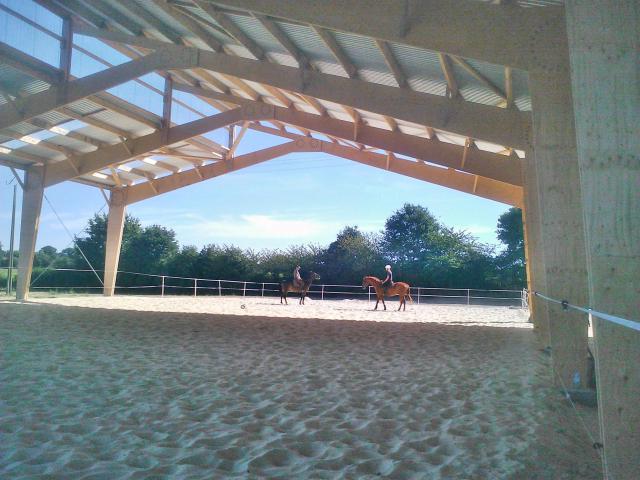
[522,152,549,340]
[530,70,589,389]
[16,168,44,300]
[565,2,640,477]
[162,75,173,145]
[103,190,126,296]
[15,168,44,301]
[60,17,73,82]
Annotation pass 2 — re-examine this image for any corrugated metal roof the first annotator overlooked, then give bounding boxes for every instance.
[275,22,335,64]
[331,32,387,71]
[225,13,286,55]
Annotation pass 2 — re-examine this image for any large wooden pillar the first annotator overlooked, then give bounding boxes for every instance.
[521,157,549,341]
[529,70,589,389]
[16,168,45,301]
[565,2,639,477]
[103,190,126,296]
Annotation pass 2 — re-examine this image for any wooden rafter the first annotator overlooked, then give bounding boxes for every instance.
[57,106,131,138]
[375,40,407,88]
[152,0,223,52]
[212,0,566,71]
[313,26,357,78]
[253,14,310,68]
[438,53,459,99]
[505,66,514,109]
[450,56,508,103]
[195,0,266,60]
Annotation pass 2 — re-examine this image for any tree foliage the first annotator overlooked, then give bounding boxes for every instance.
[32,204,527,291]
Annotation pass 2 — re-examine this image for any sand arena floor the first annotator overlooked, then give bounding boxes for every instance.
[0,296,602,479]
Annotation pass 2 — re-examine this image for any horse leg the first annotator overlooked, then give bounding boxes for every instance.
[374,298,379,310]
[398,294,403,311]
[382,298,386,310]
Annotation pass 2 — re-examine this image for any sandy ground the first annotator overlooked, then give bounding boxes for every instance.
[0,296,602,479]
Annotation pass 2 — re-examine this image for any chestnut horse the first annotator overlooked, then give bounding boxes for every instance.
[362,275,412,311]
[280,271,321,305]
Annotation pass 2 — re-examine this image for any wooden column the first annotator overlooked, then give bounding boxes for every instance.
[522,154,549,341]
[529,70,589,389]
[565,2,639,477]
[16,168,45,301]
[103,190,126,296]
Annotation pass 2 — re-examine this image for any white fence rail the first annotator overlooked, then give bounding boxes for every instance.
[1,267,526,307]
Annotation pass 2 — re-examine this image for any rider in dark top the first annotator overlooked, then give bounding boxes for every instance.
[381,265,394,292]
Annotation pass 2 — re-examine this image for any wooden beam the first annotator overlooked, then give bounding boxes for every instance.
[319,138,522,206]
[58,106,131,138]
[195,0,266,60]
[1,130,76,157]
[62,26,532,148]
[29,118,108,149]
[253,14,310,68]
[113,0,182,43]
[152,0,224,52]
[438,53,459,99]
[123,139,316,204]
[83,0,144,36]
[313,26,357,78]
[181,88,522,185]
[0,41,61,84]
[180,52,531,149]
[212,0,568,71]
[505,66,514,109]
[194,48,531,148]
[44,106,269,186]
[60,17,73,82]
[162,75,173,145]
[375,40,407,88]
[451,56,508,102]
[228,121,249,157]
[0,48,196,131]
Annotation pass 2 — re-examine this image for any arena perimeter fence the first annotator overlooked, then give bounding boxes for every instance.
[2,267,527,308]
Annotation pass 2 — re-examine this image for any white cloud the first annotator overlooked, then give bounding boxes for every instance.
[149,213,343,245]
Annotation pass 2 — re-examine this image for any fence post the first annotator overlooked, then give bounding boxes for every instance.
[194,278,198,297]
[218,280,221,296]
[417,287,420,304]
[467,289,470,305]
[161,276,165,297]
[243,282,247,297]
[261,283,265,297]
[368,286,371,302]
[321,284,325,301]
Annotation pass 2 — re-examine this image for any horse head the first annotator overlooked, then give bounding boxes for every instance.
[362,276,377,289]
[305,271,321,281]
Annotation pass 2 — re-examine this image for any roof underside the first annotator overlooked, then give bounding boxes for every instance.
[0,0,549,201]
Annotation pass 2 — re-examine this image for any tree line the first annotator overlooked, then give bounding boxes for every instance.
[1,204,525,292]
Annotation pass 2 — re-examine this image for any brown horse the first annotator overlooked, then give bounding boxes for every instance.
[280,271,321,305]
[362,276,412,311]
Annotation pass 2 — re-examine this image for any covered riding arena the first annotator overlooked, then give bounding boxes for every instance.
[0,1,637,479]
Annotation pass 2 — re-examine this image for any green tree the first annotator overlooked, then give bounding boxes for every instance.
[196,244,255,281]
[121,224,178,275]
[34,246,58,268]
[319,226,382,284]
[73,213,142,270]
[495,207,526,288]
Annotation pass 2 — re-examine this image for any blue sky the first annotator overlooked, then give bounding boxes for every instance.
[0,0,510,256]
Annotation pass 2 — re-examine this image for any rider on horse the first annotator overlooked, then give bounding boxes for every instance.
[293,265,304,289]
[381,264,394,293]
